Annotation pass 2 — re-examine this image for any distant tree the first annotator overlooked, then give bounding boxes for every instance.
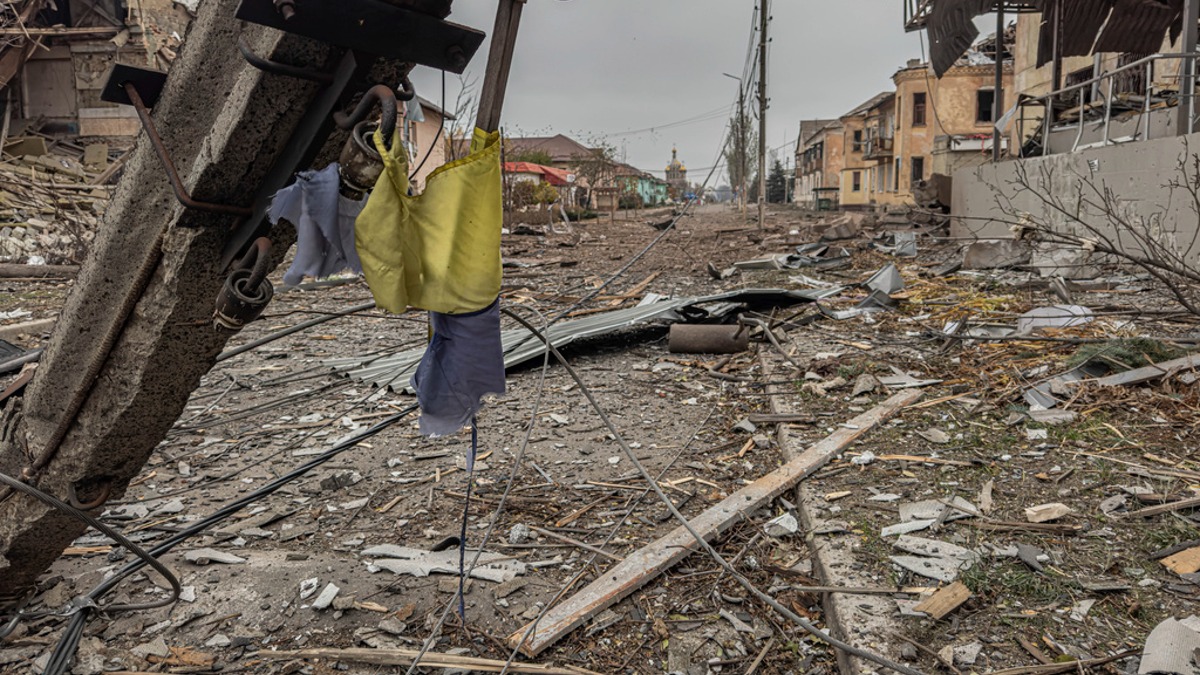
[724,107,758,205]
[507,147,555,165]
[766,159,787,203]
[444,73,478,162]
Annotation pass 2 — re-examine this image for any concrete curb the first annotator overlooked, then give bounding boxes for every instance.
[763,354,904,675]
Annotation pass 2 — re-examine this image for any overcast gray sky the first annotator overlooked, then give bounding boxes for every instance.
[411,2,932,187]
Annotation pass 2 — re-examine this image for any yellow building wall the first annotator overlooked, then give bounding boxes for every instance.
[839,116,871,206]
[893,64,1013,200]
[869,98,904,207]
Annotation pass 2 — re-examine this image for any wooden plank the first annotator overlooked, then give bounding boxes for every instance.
[747,413,816,424]
[1160,546,1200,575]
[912,581,971,620]
[259,647,600,675]
[1125,495,1200,519]
[0,317,55,341]
[605,271,660,307]
[507,389,923,656]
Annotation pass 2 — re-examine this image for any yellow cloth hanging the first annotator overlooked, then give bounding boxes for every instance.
[355,127,502,314]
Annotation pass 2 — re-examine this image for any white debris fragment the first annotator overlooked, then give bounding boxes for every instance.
[763,513,799,537]
[311,583,339,610]
[851,451,877,466]
[182,548,246,565]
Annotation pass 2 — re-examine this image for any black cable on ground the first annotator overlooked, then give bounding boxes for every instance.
[0,471,180,636]
[216,301,377,363]
[38,406,417,675]
[500,309,928,675]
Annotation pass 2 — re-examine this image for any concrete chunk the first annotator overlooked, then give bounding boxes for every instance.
[962,239,1030,269]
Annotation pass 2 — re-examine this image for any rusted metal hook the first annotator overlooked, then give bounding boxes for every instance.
[333,79,414,150]
[236,237,272,290]
[237,35,334,84]
[67,479,113,511]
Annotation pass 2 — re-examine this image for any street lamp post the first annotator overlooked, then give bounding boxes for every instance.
[723,72,748,216]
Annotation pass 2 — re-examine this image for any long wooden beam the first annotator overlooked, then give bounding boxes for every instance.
[507,389,923,657]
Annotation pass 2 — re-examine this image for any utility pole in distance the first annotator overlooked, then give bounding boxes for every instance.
[723,72,747,215]
[757,0,768,230]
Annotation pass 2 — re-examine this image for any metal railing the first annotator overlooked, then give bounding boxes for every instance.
[1017,53,1200,157]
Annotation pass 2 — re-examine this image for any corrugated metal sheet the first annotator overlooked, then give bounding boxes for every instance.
[325,288,838,391]
[928,0,992,77]
[1061,0,1114,57]
[1094,0,1181,55]
[927,0,1185,77]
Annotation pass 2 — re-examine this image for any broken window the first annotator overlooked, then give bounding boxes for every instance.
[852,170,862,192]
[853,129,864,152]
[911,156,925,185]
[894,158,901,191]
[912,92,927,127]
[1113,53,1151,96]
[976,88,995,124]
[1064,66,1095,108]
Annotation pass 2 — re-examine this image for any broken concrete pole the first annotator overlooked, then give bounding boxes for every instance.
[0,1,389,601]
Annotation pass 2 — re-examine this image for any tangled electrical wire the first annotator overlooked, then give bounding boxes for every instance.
[12,406,417,675]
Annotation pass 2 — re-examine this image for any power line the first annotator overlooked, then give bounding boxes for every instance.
[605,104,734,139]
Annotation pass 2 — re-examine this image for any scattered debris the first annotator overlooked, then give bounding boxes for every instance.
[1024,503,1075,523]
[1138,618,1200,675]
[364,544,526,583]
[962,239,1031,269]
[182,548,246,565]
[912,581,972,620]
[763,513,799,537]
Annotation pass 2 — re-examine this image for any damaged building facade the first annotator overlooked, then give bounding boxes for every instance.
[932,0,1200,265]
[792,21,1014,210]
[1,0,195,137]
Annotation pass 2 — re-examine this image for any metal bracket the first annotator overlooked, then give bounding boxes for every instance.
[100,63,168,108]
[234,0,483,72]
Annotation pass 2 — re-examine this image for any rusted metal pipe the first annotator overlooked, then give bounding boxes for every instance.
[668,324,749,355]
[124,83,253,217]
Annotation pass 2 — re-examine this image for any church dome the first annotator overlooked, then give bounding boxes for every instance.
[666,147,686,172]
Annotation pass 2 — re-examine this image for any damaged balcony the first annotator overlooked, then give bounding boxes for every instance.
[863,135,894,160]
[1016,53,1200,157]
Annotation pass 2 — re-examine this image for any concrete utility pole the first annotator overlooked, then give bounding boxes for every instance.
[1179,0,1199,135]
[756,0,768,230]
[0,2,404,600]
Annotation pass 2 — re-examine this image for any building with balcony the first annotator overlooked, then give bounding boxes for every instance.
[914,1,1200,256]
[840,92,894,209]
[794,118,841,208]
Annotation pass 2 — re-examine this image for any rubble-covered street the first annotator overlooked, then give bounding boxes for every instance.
[8,1,1200,674]
[4,203,1200,674]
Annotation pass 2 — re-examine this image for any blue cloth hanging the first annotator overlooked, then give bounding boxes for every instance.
[269,163,366,286]
[410,298,506,436]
